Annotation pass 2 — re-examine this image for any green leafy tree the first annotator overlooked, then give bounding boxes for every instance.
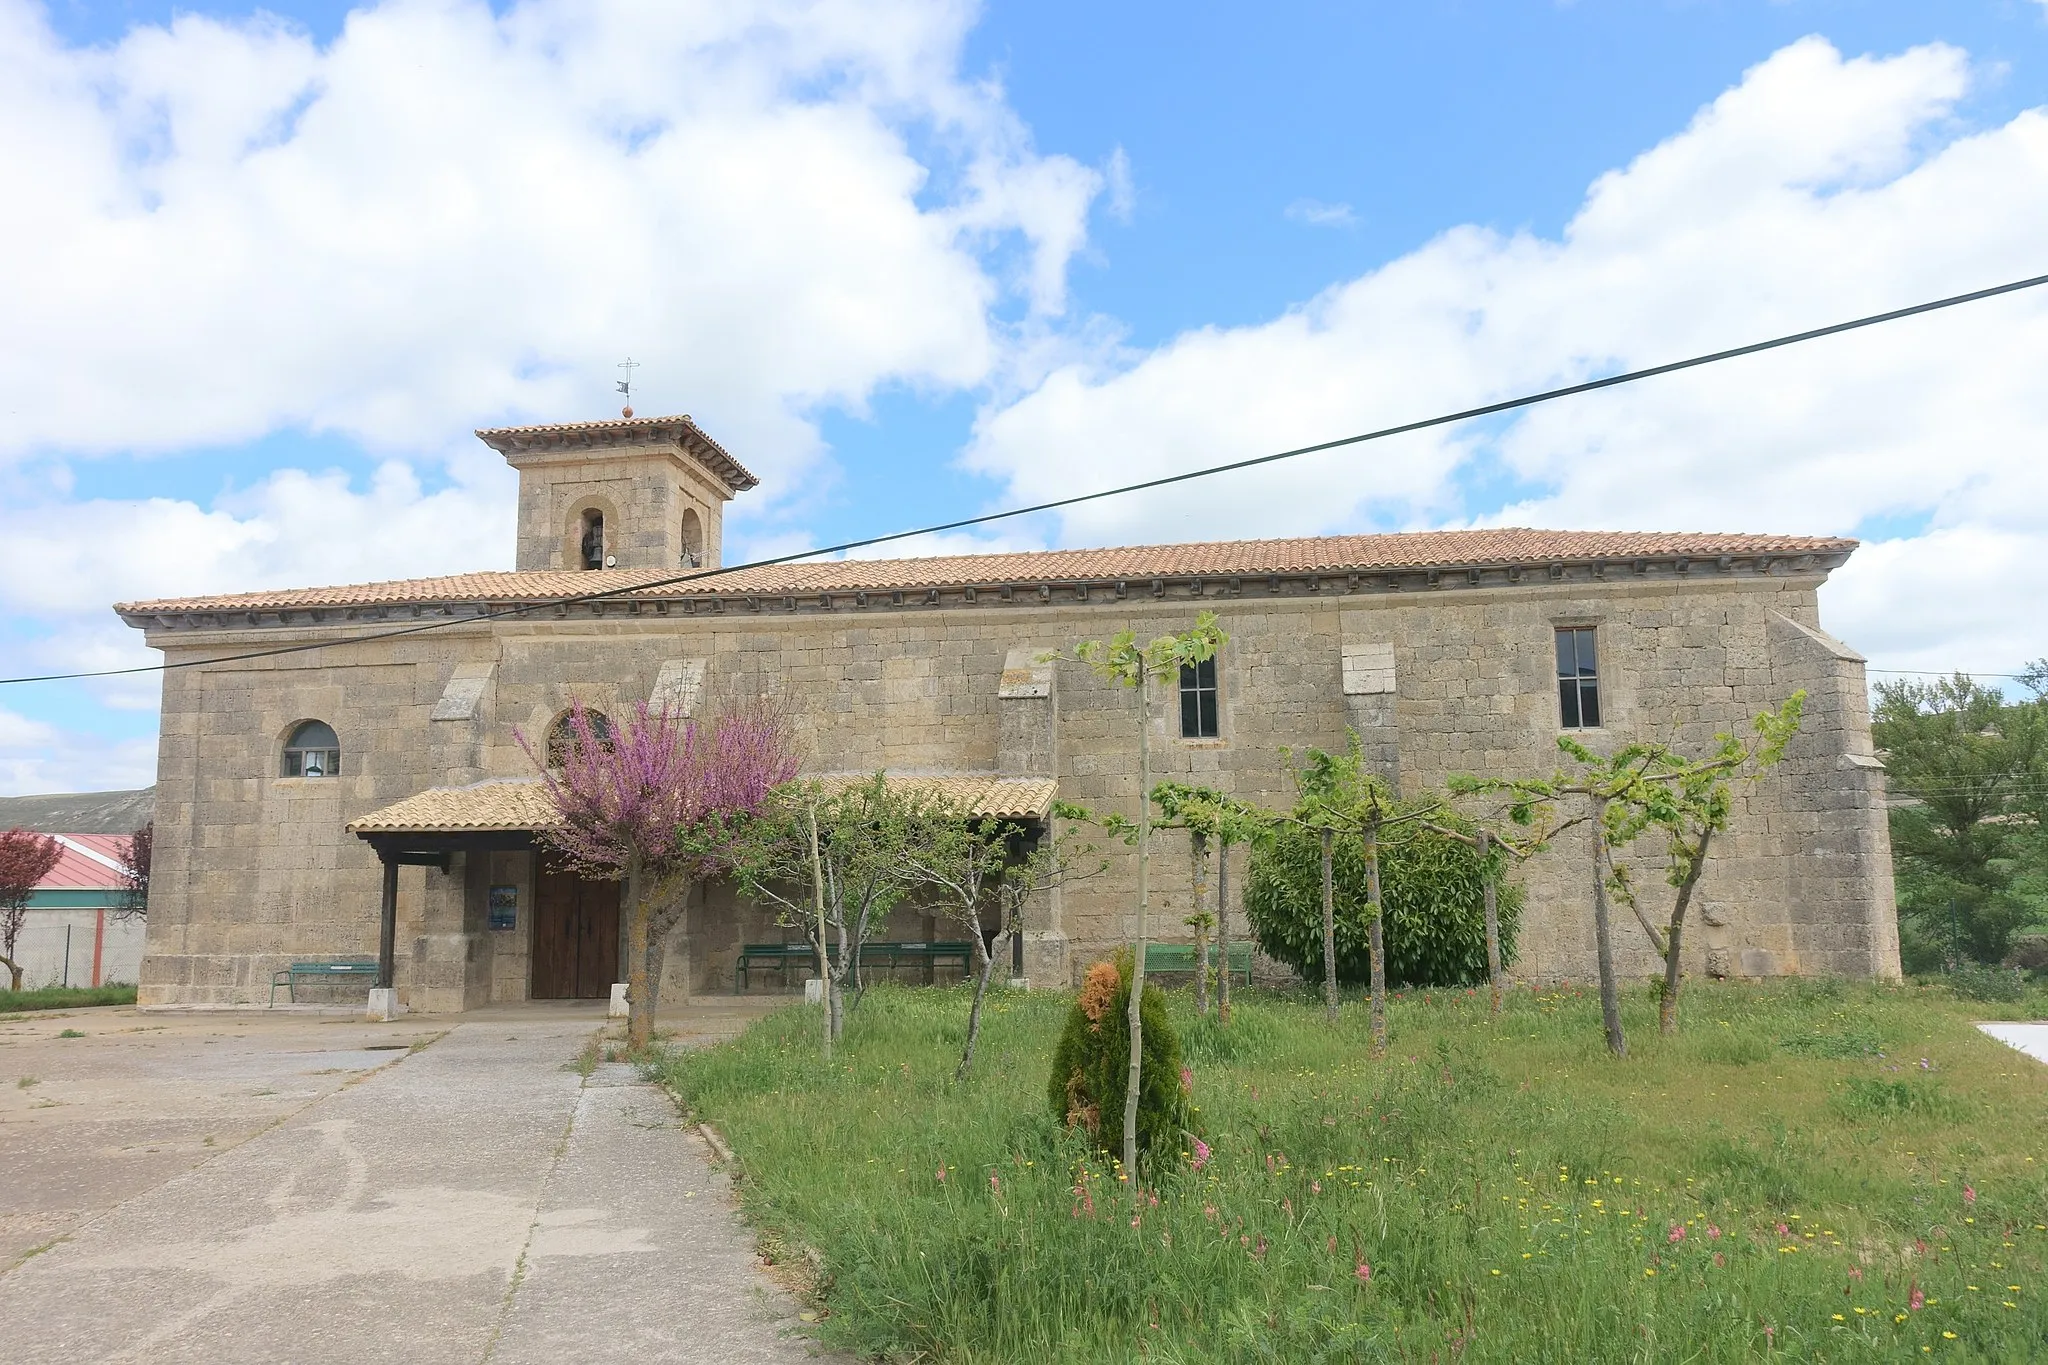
[1873,671,2048,970]
[1453,694,1804,1053]
[1149,782,1271,1026]
[732,775,934,1052]
[1241,815,1521,989]
[1043,612,1225,1179]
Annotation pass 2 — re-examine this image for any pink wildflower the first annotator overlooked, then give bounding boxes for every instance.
[1203,1204,1218,1221]
[1131,1214,1142,1228]
[1706,1224,1722,1241]
[1712,1252,1726,1268]
[1356,1261,1373,1283]
[1253,1236,1268,1260]
[1180,1065,1194,1095]
[1668,1224,1687,1244]
[1776,1223,1790,1238]
[1964,1185,1977,1206]
[1312,1180,1322,1195]
[989,1173,1000,1196]
[1910,1282,1925,1311]
[1191,1138,1212,1171]
[1848,1266,1863,1282]
[935,1166,946,1184]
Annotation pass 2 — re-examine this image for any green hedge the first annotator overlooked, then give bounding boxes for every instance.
[1242,819,1520,987]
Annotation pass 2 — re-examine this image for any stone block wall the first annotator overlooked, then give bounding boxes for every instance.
[134,565,1899,1007]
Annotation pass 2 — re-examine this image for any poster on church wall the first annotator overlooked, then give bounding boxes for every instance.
[488,885,518,931]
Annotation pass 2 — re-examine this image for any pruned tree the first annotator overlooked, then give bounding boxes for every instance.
[116,822,152,923]
[1452,693,1804,1052]
[520,698,798,1050]
[734,774,933,1053]
[1148,781,1271,1026]
[1283,732,1441,1054]
[1044,610,1226,1178]
[901,814,1087,1079]
[0,829,61,991]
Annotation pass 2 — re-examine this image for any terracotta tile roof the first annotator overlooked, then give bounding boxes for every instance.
[345,772,1057,835]
[473,413,758,492]
[115,528,1853,615]
[346,780,562,835]
[806,773,1059,820]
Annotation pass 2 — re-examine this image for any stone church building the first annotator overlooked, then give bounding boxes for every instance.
[117,413,1900,1010]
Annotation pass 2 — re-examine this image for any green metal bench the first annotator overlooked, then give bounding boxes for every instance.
[270,958,380,1005]
[1144,941,1253,985]
[735,941,975,992]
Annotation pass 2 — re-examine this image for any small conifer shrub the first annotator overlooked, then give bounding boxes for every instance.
[1047,953,1191,1165]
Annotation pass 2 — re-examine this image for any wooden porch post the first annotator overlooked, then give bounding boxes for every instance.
[377,849,399,990]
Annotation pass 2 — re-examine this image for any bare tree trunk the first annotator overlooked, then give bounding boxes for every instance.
[1191,831,1211,1016]
[1216,837,1234,1026]
[807,804,831,1061]
[624,851,654,1051]
[644,877,691,1012]
[0,955,20,992]
[1319,827,1338,1022]
[956,933,1003,1081]
[1365,827,1387,1059]
[1122,687,1151,1180]
[1590,807,1627,1058]
[1659,826,1711,1035]
[1480,830,1503,1018]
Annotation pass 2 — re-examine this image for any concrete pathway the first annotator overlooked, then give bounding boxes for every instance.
[1979,1022,2048,1065]
[0,1012,835,1364]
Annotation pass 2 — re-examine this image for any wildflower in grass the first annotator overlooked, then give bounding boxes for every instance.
[1190,1137,1211,1171]
[936,1166,946,1184]
[1204,1204,1218,1221]
[1964,1185,1976,1206]
[1707,1224,1722,1240]
[1668,1224,1686,1244]
[1131,1214,1142,1228]
[1254,1236,1268,1260]
[1713,1253,1726,1268]
[1327,1235,1338,1254]
[989,1173,1000,1196]
[1180,1065,1193,1095]
[1909,1282,1924,1311]
[1776,1223,1791,1237]
[1356,1261,1372,1282]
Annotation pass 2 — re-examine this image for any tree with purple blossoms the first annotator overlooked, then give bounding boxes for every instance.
[520,697,799,1050]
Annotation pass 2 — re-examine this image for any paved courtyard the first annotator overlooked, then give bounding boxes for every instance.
[0,1000,833,1364]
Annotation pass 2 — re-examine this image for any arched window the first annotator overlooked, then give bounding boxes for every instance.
[282,720,341,778]
[579,509,607,570]
[679,507,704,568]
[546,710,614,767]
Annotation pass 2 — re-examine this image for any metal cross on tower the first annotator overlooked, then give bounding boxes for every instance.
[616,356,640,416]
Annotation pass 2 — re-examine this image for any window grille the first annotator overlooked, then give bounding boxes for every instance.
[1555,626,1601,729]
[282,720,341,778]
[1179,656,1220,739]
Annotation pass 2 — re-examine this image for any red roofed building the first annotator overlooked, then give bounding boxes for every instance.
[16,834,145,988]
[113,412,1899,1012]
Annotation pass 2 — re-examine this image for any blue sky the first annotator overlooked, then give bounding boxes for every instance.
[3,0,2048,791]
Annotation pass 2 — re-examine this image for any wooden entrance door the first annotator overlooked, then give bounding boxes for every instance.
[532,861,621,1000]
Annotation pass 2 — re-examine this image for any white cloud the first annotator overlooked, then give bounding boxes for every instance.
[965,37,2048,677]
[1285,198,1357,228]
[0,0,1101,479]
[0,706,154,796]
[0,0,1110,790]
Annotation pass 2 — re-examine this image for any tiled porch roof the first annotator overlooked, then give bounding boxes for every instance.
[345,772,1059,835]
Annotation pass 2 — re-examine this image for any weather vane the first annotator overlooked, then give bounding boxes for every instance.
[616,356,639,418]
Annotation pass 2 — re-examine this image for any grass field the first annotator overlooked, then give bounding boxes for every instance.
[0,983,137,1014]
[658,977,2048,1363]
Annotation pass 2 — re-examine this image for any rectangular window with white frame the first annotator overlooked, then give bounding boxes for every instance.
[1555,626,1601,729]
[1179,656,1220,739]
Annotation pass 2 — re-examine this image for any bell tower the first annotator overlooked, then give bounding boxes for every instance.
[476,415,759,572]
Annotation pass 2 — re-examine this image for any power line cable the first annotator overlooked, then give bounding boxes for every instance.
[5,269,2048,689]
